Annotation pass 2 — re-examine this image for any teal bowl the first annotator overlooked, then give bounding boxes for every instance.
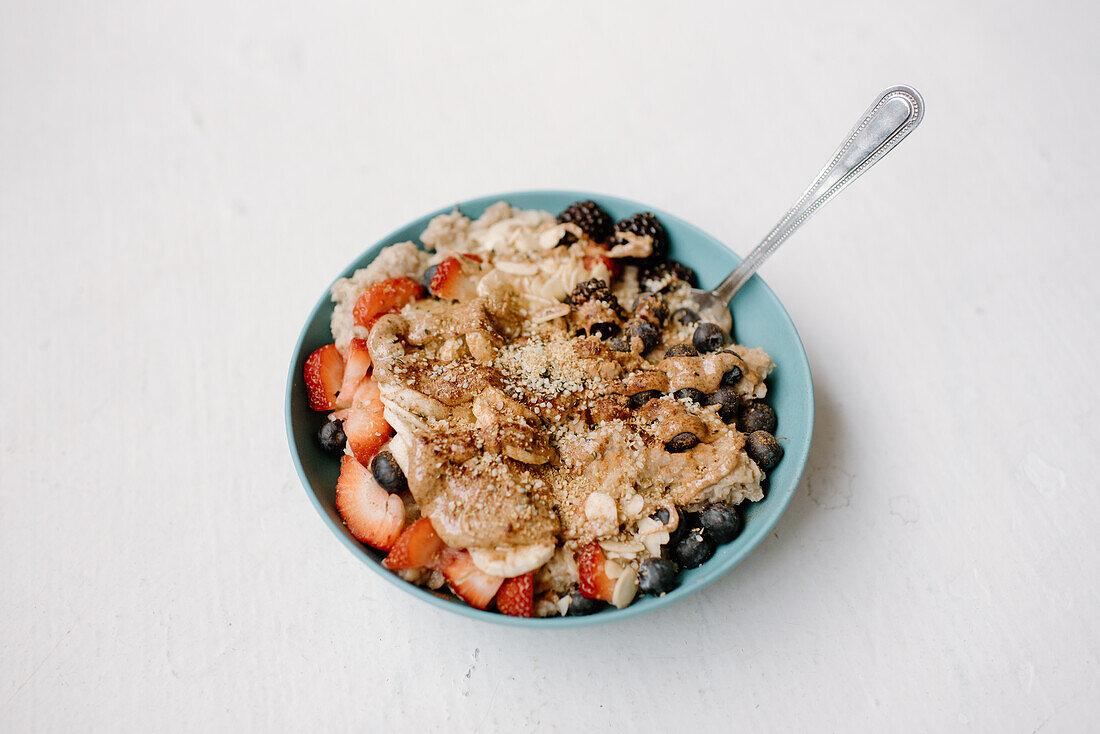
[285,190,814,627]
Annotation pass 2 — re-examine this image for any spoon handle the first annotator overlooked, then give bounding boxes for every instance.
[714,85,925,303]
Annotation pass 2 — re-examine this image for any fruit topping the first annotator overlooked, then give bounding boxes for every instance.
[370,450,407,494]
[317,419,346,455]
[334,455,405,551]
[495,572,535,617]
[304,344,345,411]
[353,277,423,329]
[383,518,446,570]
[746,431,783,471]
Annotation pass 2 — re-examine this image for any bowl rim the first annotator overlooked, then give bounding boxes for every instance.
[284,188,814,627]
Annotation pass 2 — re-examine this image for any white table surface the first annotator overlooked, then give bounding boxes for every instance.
[3,1,1098,731]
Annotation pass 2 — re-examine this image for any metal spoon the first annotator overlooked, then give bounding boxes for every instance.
[687,85,925,332]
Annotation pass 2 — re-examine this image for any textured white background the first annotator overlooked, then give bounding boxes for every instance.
[2,0,1098,731]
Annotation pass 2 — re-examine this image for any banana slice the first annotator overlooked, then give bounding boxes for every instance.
[469,542,555,577]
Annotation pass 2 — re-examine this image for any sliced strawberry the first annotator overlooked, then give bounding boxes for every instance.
[344,378,392,466]
[429,256,480,301]
[495,572,534,617]
[335,338,371,409]
[383,518,446,571]
[334,455,405,551]
[352,277,423,329]
[576,541,616,602]
[441,550,504,610]
[304,344,345,411]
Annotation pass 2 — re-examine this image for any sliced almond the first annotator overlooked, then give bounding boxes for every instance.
[495,260,541,276]
[528,303,571,324]
[599,539,646,556]
[611,566,639,609]
[642,530,670,557]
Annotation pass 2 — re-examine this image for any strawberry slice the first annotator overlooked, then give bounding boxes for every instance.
[495,572,534,617]
[344,378,392,466]
[383,518,446,570]
[304,344,345,411]
[353,277,423,329]
[441,550,504,610]
[429,256,480,301]
[576,541,616,602]
[335,338,371,409]
[334,455,405,551]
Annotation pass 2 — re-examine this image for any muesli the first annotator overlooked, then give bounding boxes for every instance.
[304,200,784,617]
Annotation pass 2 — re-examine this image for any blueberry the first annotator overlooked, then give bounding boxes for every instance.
[692,323,726,353]
[651,507,685,546]
[370,450,407,493]
[707,386,741,423]
[420,264,438,293]
[649,508,670,524]
[673,387,707,405]
[589,322,619,340]
[740,402,777,434]
[720,364,743,387]
[665,432,700,453]
[317,419,346,455]
[564,590,605,616]
[698,502,743,544]
[670,307,701,326]
[664,343,698,358]
[631,292,669,325]
[671,528,716,569]
[638,558,681,595]
[608,336,632,352]
[630,390,663,408]
[746,431,784,471]
[622,318,659,352]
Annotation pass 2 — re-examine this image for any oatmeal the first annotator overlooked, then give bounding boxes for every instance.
[302,200,785,617]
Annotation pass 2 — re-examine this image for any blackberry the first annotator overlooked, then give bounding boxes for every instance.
[614,212,669,260]
[567,278,616,308]
[558,200,614,243]
[639,260,697,290]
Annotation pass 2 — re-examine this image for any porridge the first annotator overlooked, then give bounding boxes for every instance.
[303,200,784,617]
